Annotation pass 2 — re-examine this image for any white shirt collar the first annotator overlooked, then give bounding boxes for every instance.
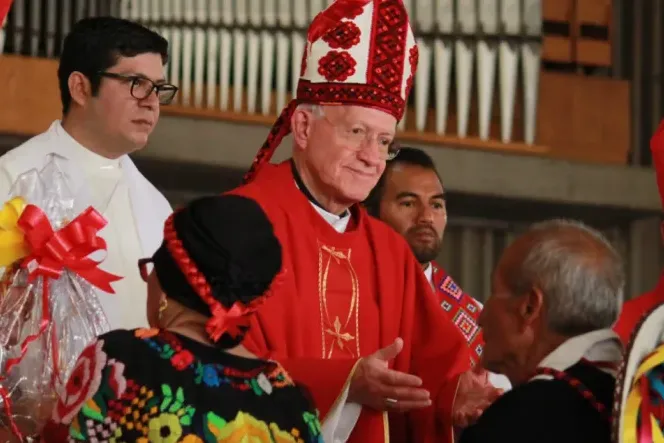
[52,120,122,170]
[292,180,351,233]
[533,329,623,380]
[423,262,434,288]
[311,203,351,233]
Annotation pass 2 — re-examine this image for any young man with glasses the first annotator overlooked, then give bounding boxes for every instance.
[0,17,177,330]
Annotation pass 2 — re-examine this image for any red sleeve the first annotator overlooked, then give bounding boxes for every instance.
[279,358,359,421]
[242,315,359,421]
[398,256,472,443]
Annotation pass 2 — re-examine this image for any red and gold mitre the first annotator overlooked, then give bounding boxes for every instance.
[244,0,418,183]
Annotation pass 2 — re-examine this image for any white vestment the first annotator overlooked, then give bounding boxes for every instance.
[0,120,172,330]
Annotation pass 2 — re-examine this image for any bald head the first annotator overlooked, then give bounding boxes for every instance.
[500,219,624,335]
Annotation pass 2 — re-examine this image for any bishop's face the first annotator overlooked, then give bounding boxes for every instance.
[89,53,164,153]
[296,105,395,212]
[378,164,446,264]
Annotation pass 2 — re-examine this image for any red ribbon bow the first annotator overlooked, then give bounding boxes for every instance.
[206,302,253,342]
[0,205,122,441]
[205,268,287,343]
[18,205,122,291]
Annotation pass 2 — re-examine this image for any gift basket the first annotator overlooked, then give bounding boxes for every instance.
[0,158,121,442]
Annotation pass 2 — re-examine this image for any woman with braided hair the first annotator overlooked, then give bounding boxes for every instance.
[41,195,324,443]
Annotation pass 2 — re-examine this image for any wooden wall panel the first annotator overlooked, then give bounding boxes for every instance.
[537,71,630,164]
[0,55,60,135]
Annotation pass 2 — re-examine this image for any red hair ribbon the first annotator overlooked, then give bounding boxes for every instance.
[0,205,121,440]
[205,267,287,343]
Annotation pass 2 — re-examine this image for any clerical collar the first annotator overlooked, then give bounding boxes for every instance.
[290,160,350,219]
[53,120,122,171]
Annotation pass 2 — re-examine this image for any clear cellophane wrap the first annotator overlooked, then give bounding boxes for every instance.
[0,159,116,442]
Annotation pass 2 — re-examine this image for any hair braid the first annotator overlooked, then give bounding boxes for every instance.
[161,211,286,344]
[163,212,229,341]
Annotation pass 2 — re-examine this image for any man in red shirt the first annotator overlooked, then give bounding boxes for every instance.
[226,1,500,442]
[365,147,511,391]
[614,120,664,344]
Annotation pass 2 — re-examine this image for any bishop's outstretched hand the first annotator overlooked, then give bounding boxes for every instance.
[348,338,432,412]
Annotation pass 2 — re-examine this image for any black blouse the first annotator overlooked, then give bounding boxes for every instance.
[43,328,324,443]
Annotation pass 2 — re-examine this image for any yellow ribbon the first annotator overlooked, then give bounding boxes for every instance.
[0,197,29,267]
[623,344,664,443]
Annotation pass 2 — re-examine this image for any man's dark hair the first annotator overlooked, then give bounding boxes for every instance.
[58,17,169,114]
[364,147,442,217]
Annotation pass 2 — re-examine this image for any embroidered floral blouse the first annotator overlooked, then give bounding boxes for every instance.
[42,328,324,443]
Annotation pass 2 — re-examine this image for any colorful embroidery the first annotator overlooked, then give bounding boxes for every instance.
[439,276,463,301]
[137,328,294,394]
[441,300,452,312]
[433,265,486,366]
[475,344,483,356]
[48,330,324,443]
[318,50,357,82]
[453,310,480,343]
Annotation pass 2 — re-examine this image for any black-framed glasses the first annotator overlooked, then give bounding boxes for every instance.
[98,72,179,105]
[138,258,154,282]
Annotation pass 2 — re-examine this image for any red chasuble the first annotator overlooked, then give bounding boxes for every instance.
[432,263,484,367]
[613,272,664,344]
[228,162,472,443]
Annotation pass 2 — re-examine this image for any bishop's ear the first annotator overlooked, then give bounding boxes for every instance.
[67,71,93,110]
[290,108,315,151]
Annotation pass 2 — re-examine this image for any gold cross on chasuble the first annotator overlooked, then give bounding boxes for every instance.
[318,244,361,359]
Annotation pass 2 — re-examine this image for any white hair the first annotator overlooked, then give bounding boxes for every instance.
[295,103,324,118]
[507,219,624,335]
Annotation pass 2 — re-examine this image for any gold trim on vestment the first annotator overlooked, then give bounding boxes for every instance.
[317,242,361,359]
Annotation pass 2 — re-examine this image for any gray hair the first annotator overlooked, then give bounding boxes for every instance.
[507,219,624,336]
[295,103,324,118]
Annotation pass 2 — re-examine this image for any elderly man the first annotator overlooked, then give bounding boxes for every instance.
[0,17,176,329]
[460,219,624,443]
[364,147,511,391]
[227,1,499,443]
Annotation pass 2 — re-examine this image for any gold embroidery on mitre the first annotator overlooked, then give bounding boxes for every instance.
[317,243,360,359]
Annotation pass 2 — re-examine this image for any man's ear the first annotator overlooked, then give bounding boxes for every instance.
[519,286,544,327]
[291,109,314,152]
[68,72,93,109]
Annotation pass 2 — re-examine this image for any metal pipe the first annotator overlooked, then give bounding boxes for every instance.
[653,0,663,127]
[611,0,624,78]
[630,0,644,165]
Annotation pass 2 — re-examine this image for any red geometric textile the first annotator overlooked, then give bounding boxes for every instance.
[322,21,362,49]
[317,50,357,82]
[432,262,485,366]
